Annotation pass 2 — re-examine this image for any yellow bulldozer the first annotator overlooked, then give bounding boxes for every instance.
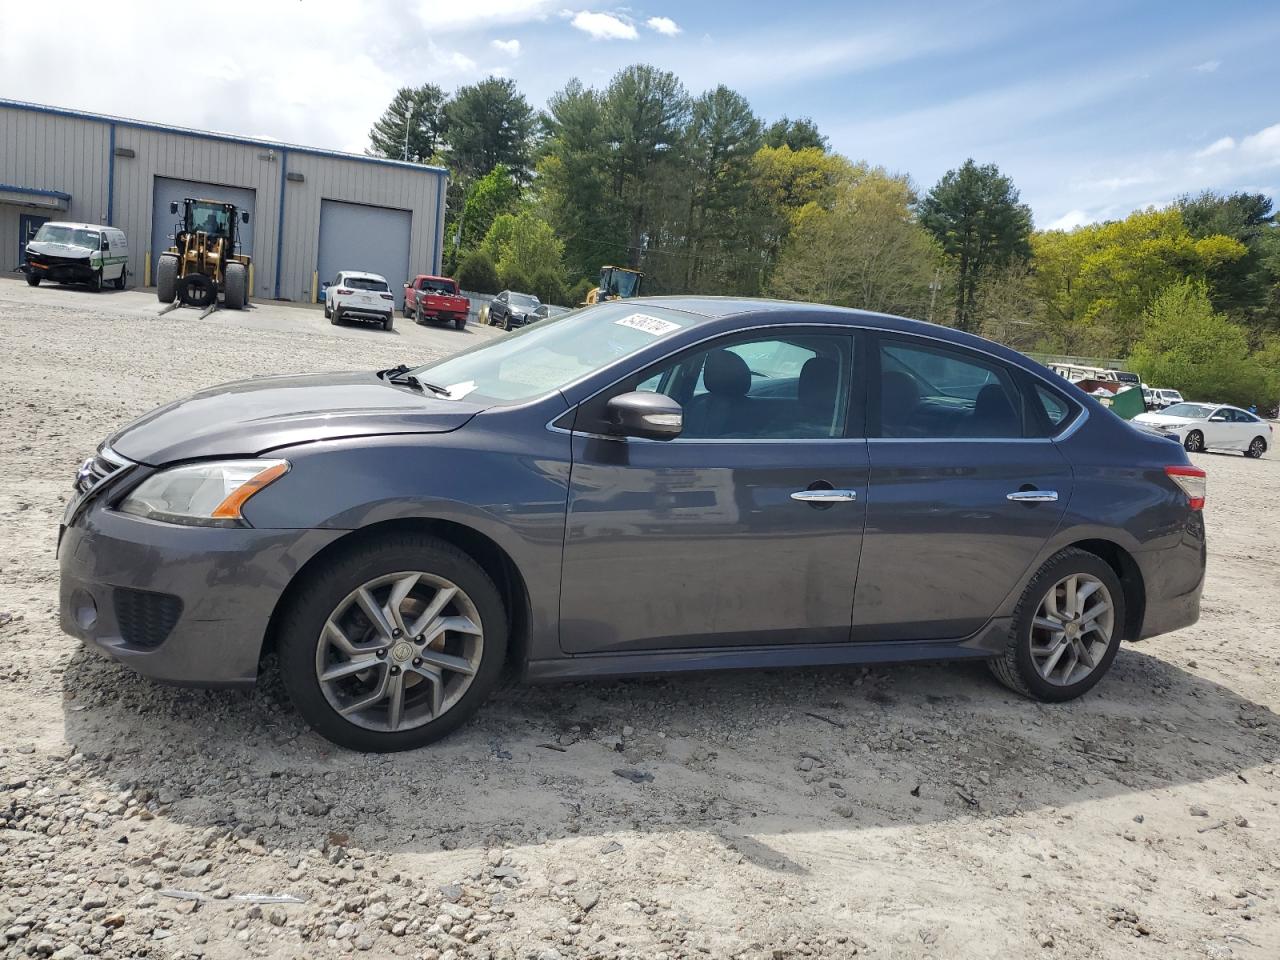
[156,198,251,309]
[584,265,642,305]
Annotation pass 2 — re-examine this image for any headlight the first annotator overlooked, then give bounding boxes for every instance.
[118,459,289,527]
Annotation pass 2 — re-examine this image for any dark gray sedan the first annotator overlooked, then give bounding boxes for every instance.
[58,298,1207,751]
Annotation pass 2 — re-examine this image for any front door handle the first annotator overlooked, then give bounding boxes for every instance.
[791,489,857,503]
[1007,490,1058,502]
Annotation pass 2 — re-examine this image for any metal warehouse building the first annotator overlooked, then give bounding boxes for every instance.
[0,99,448,306]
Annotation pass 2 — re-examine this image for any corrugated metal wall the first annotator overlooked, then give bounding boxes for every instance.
[0,101,446,302]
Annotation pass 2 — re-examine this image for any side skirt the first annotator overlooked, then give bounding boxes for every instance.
[525,619,1011,682]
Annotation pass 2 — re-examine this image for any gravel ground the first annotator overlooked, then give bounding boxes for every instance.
[1,297,1278,960]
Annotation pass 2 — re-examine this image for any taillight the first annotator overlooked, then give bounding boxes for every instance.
[379,293,394,300]
[336,288,353,295]
[1165,465,1206,511]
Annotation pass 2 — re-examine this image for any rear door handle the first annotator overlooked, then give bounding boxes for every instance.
[791,489,857,502]
[1007,490,1058,502]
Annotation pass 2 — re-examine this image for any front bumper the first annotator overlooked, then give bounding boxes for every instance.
[25,255,96,282]
[59,504,343,687]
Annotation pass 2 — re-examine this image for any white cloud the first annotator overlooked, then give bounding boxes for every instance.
[569,10,638,40]
[646,16,680,36]
[1239,122,1280,160]
[1196,136,1236,158]
[1047,210,1091,231]
[491,38,521,56]
[1193,59,1221,73]
[414,0,557,32]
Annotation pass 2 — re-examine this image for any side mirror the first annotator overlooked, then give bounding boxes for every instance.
[606,391,683,440]
[241,211,250,223]
[169,201,178,215]
[1209,414,1227,422]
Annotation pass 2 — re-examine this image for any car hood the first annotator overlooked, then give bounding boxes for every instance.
[1133,413,1193,427]
[26,240,95,259]
[108,371,483,465]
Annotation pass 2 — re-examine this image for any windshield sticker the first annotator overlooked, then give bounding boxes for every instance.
[613,313,680,336]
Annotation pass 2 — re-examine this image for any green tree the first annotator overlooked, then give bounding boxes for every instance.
[1176,190,1278,331]
[455,250,500,294]
[919,159,1033,333]
[445,77,535,182]
[1128,279,1266,407]
[483,211,565,294]
[763,116,827,152]
[769,170,942,318]
[454,165,522,256]
[566,276,595,306]
[479,213,519,264]
[367,85,449,163]
[1031,208,1248,355]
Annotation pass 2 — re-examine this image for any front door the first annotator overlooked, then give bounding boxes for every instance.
[18,215,49,265]
[559,329,868,654]
[853,334,1073,642]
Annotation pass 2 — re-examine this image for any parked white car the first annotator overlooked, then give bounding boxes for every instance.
[324,271,396,331]
[1134,402,1272,457]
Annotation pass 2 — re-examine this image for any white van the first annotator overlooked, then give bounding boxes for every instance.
[23,222,130,291]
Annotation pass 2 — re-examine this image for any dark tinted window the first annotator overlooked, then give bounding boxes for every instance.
[879,339,1022,439]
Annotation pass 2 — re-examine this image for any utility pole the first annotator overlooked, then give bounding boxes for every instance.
[403,104,416,162]
[927,268,942,324]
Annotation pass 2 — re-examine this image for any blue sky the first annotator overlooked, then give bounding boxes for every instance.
[3,0,1278,229]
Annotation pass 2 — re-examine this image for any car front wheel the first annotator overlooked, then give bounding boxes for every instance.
[277,535,507,751]
[988,548,1125,702]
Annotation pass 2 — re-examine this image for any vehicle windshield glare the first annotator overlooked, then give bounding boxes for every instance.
[346,277,389,292]
[189,203,230,236]
[33,225,100,248]
[1162,402,1212,419]
[411,302,699,403]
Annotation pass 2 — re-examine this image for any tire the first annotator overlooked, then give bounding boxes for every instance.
[384,313,394,332]
[331,309,341,325]
[277,534,508,752]
[324,299,331,319]
[1184,430,1204,453]
[178,274,215,308]
[1247,436,1267,459]
[224,262,247,310]
[113,266,127,290]
[415,303,425,325]
[502,314,511,332]
[988,547,1126,703]
[454,315,466,331]
[94,268,105,292]
[403,300,411,319]
[25,273,39,287]
[156,254,179,304]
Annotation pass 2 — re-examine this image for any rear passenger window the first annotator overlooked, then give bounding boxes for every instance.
[1035,385,1070,428]
[879,340,1022,439]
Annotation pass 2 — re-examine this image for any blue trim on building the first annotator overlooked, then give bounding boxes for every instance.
[0,182,72,200]
[274,149,288,300]
[434,174,449,274]
[1,98,449,179]
[107,122,116,225]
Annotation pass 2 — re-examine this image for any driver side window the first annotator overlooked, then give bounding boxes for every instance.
[631,332,855,440]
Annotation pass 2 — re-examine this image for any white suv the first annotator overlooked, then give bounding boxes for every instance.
[324,271,395,330]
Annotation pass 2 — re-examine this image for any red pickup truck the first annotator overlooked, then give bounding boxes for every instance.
[403,275,470,329]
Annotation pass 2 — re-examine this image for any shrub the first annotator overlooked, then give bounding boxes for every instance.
[456,250,500,294]
[531,269,567,306]
[567,277,595,306]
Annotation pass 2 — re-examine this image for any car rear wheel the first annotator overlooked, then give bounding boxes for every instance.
[114,266,128,290]
[1184,430,1204,453]
[988,548,1126,702]
[331,307,342,326]
[1247,436,1267,458]
[278,535,507,751]
[384,313,394,332]
[454,315,466,330]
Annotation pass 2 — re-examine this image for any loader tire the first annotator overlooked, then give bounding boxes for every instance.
[156,254,179,304]
[224,262,248,310]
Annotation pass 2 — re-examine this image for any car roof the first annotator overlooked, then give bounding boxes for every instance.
[36,221,105,231]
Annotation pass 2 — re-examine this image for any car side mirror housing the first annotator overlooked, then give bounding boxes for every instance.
[169,201,179,215]
[1209,414,1226,422]
[606,391,683,440]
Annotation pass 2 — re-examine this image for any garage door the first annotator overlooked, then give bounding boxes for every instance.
[317,200,412,308]
[151,177,256,280]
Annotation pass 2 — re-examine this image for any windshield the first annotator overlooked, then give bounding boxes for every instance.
[411,302,699,403]
[507,293,540,309]
[605,268,641,298]
[346,277,389,292]
[1161,403,1212,419]
[422,278,457,294]
[33,224,100,248]
[189,202,230,236]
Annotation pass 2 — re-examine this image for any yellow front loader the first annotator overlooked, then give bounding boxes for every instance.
[155,198,251,310]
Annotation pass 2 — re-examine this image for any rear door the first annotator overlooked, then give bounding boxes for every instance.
[853,334,1073,643]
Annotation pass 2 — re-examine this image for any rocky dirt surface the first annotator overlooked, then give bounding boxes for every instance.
[1,299,1278,960]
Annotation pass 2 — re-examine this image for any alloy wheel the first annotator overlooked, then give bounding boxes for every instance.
[314,571,484,732]
[1185,431,1203,452]
[1249,437,1265,458]
[1029,573,1114,686]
